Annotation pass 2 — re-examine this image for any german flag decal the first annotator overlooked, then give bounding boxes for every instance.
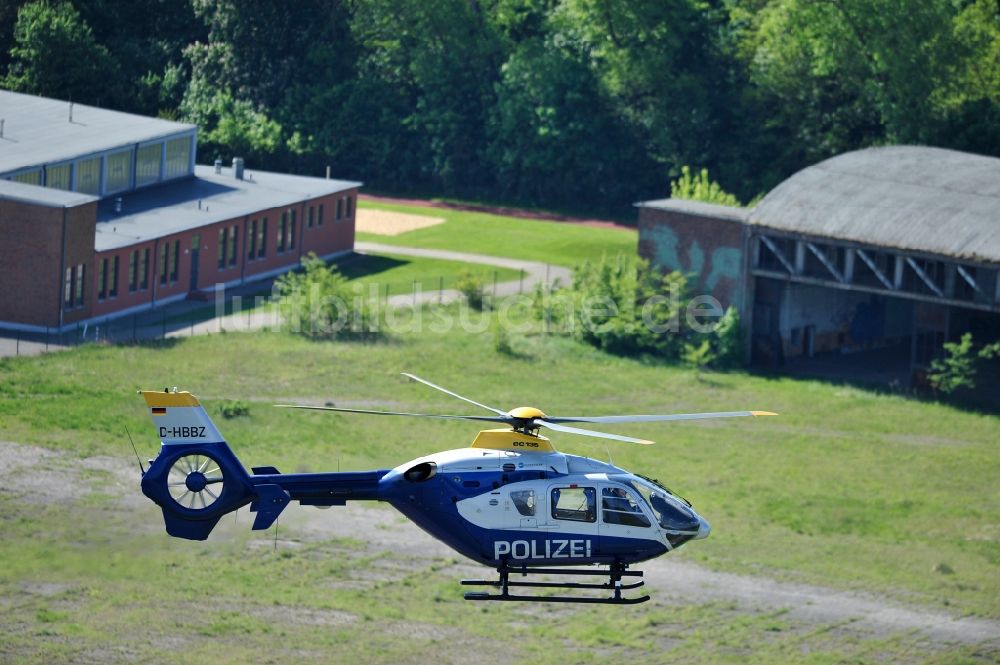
[152,407,167,415]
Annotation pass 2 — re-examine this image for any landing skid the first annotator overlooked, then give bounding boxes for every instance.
[462,563,650,604]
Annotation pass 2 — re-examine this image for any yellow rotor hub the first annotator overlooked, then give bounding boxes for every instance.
[507,406,546,420]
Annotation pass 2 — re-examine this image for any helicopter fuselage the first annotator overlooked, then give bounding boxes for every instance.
[377,445,710,567]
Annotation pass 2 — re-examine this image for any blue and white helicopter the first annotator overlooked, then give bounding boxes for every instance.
[138,374,775,604]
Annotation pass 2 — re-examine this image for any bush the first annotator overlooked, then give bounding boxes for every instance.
[218,400,250,419]
[492,315,515,356]
[568,255,687,359]
[530,279,566,333]
[927,333,1000,395]
[928,333,977,393]
[683,339,715,371]
[274,253,382,339]
[455,270,486,310]
[712,307,743,368]
[549,255,746,368]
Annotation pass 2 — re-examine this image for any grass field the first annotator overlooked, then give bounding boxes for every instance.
[356,200,638,267]
[0,314,998,663]
[336,251,522,297]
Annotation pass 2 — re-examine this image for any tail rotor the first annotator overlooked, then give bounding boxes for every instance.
[166,453,226,511]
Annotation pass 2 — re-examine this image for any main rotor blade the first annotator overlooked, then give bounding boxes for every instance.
[534,419,653,445]
[401,373,507,415]
[275,404,510,423]
[544,411,778,424]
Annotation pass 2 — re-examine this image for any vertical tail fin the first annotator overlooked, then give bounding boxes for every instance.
[142,389,226,446]
[139,389,256,540]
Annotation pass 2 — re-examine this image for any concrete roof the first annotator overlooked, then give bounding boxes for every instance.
[748,145,1000,264]
[0,178,97,208]
[637,198,748,222]
[94,165,361,252]
[0,90,196,174]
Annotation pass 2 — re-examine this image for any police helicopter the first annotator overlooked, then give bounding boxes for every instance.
[138,374,775,604]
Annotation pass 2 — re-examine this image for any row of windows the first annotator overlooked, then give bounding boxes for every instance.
[94,247,157,302]
[92,247,157,303]
[511,487,652,528]
[88,195,353,303]
[5,135,193,197]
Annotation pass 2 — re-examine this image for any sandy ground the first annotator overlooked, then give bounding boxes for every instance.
[356,208,446,235]
[2,439,998,655]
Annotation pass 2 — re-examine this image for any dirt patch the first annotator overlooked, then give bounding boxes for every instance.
[356,208,446,236]
[246,604,357,627]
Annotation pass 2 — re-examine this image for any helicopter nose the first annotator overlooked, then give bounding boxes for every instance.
[694,515,711,540]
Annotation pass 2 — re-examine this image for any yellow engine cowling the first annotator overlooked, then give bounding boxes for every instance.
[470,429,555,453]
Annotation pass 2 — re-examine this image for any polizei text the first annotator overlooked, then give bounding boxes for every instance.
[494,539,592,560]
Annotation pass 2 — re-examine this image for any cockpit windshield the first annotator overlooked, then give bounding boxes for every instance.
[611,474,700,533]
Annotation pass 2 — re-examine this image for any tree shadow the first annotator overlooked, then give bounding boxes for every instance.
[747,364,1000,417]
[333,252,409,280]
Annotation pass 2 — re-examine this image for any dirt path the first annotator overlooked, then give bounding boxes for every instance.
[3,439,998,651]
[354,241,572,307]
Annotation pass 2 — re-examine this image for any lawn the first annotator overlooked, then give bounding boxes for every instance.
[336,251,522,297]
[0,308,998,663]
[356,199,638,267]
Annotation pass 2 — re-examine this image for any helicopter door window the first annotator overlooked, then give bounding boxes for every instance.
[551,487,596,523]
[601,488,651,528]
[510,489,535,516]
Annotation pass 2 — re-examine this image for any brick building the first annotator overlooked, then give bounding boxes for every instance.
[639,146,1000,379]
[0,90,359,331]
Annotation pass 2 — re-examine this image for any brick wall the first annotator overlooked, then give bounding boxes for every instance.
[0,198,96,327]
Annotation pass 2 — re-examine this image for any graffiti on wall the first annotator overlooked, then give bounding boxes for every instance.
[643,225,742,306]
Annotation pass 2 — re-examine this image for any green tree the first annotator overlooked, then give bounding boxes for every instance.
[489,37,655,208]
[0,1,31,70]
[933,0,1000,156]
[74,0,201,115]
[551,0,739,185]
[181,0,356,170]
[350,0,505,193]
[670,166,742,206]
[732,0,989,174]
[275,253,382,340]
[181,86,285,164]
[3,1,120,106]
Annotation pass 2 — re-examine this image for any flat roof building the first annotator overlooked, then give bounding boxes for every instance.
[0,91,360,331]
[639,146,1000,384]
